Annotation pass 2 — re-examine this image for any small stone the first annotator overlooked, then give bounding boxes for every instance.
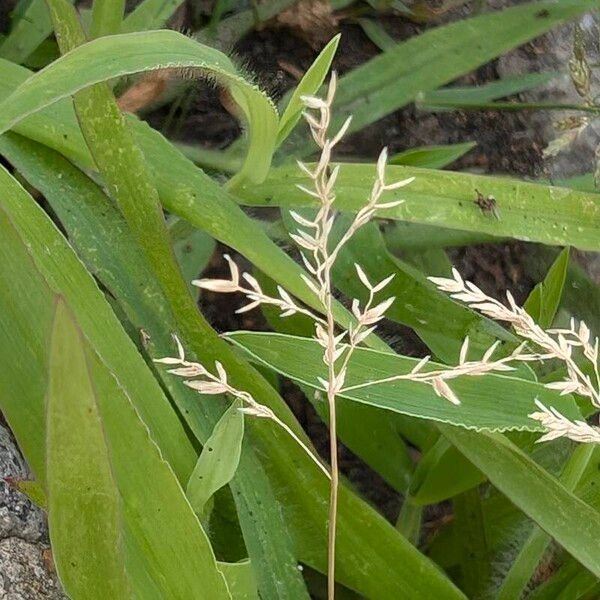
[0,425,46,543]
[0,423,64,598]
[0,538,65,599]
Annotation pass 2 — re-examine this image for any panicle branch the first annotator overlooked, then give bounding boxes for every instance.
[192,254,325,324]
[295,74,414,386]
[340,336,530,406]
[154,336,330,479]
[429,267,600,442]
[293,74,414,600]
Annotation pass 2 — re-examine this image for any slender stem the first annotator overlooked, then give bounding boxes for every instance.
[325,271,339,600]
[340,353,522,394]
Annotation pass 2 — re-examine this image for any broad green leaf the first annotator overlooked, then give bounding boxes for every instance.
[0,58,90,164]
[22,38,60,68]
[237,163,600,251]
[0,134,463,600]
[47,300,130,600]
[529,557,599,600]
[90,0,125,37]
[426,438,574,569]
[383,221,499,250]
[187,401,245,516]
[524,247,570,328]
[0,0,75,63]
[276,34,340,146]
[400,247,452,277]
[227,332,581,432]
[390,142,476,169]
[88,343,231,600]
[0,163,196,485]
[0,29,278,185]
[356,18,396,51]
[47,300,231,599]
[282,0,594,151]
[417,72,558,111]
[121,0,185,33]
[440,426,600,578]
[395,497,422,546]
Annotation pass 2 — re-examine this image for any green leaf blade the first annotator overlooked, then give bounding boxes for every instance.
[390,142,476,169]
[334,0,594,135]
[0,29,278,185]
[187,401,245,516]
[227,331,581,432]
[276,34,340,146]
[48,301,233,599]
[46,299,131,600]
[524,247,570,328]
[237,163,600,251]
[90,0,125,37]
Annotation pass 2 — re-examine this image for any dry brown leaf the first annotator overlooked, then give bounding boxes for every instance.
[117,71,174,114]
[277,59,305,80]
[274,0,338,49]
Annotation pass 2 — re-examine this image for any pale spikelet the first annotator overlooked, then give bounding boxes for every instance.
[154,356,184,365]
[168,365,206,377]
[192,277,238,293]
[429,268,464,293]
[192,253,240,292]
[380,177,414,193]
[238,404,274,419]
[372,274,395,293]
[192,254,323,323]
[458,336,469,365]
[355,263,371,290]
[360,297,395,325]
[432,377,461,406]
[529,400,600,443]
[185,379,229,395]
[411,355,431,374]
[289,210,315,227]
